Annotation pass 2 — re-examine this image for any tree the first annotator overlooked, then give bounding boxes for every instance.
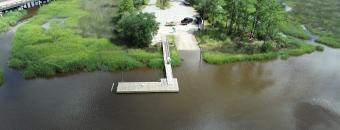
[115,13,159,47]
[252,0,283,40]
[196,0,225,29]
[118,0,135,15]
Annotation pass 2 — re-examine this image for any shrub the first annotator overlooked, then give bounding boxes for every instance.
[316,46,324,51]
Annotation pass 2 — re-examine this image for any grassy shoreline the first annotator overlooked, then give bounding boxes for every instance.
[0,11,27,32]
[9,0,180,78]
[196,29,319,64]
[0,68,3,86]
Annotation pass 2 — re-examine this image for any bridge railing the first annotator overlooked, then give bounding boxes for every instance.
[0,0,39,11]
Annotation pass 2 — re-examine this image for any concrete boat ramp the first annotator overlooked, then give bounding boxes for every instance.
[114,37,179,93]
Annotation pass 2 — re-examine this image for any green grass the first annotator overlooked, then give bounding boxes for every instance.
[0,10,26,32]
[9,0,180,78]
[316,36,340,48]
[156,0,171,9]
[0,68,3,86]
[194,29,232,51]
[203,37,317,64]
[282,37,317,56]
[166,35,176,46]
[280,19,310,40]
[203,52,279,64]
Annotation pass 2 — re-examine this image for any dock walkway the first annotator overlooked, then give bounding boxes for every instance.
[115,37,179,93]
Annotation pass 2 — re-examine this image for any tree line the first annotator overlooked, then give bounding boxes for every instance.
[191,0,284,42]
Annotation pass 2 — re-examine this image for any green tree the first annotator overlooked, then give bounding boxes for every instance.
[252,0,283,40]
[118,0,135,15]
[196,0,225,29]
[115,13,159,47]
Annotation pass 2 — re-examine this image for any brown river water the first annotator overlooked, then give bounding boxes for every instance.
[1,10,340,130]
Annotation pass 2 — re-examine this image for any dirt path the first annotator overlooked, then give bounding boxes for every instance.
[143,0,200,51]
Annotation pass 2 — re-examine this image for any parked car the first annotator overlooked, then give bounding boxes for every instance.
[165,21,177,26]
[181,17,193,25]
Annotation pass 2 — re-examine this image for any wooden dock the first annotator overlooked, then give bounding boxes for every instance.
[115,36,179,93]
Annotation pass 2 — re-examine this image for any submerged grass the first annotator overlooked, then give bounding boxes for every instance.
[0,11,26,32]
[9,0,180,78]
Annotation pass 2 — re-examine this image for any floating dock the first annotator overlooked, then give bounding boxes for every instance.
[115,36,179,93]
[116,79,179,93]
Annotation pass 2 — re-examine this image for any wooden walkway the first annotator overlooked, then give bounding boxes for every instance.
[115,36,179,93]
[0,0,50,12]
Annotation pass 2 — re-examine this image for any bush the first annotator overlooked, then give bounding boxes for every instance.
[115,12,159,47]
[316,46,324,51]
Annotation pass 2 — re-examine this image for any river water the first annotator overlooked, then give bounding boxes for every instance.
[1,13,340,130]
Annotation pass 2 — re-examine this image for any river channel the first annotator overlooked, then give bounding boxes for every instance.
[0,9,340,130]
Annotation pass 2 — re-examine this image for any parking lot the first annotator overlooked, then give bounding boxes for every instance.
[143,0,200,50]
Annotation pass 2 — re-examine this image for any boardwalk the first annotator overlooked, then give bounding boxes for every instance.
[0,0,50,12]
[115,37,179,93]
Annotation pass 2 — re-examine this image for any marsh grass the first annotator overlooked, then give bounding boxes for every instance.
[9,0,180,78]
[316,36,340,48]
[203,37,317,64]
[280,19,310,39]
[0,11,26,32]
[286,0,340,48]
